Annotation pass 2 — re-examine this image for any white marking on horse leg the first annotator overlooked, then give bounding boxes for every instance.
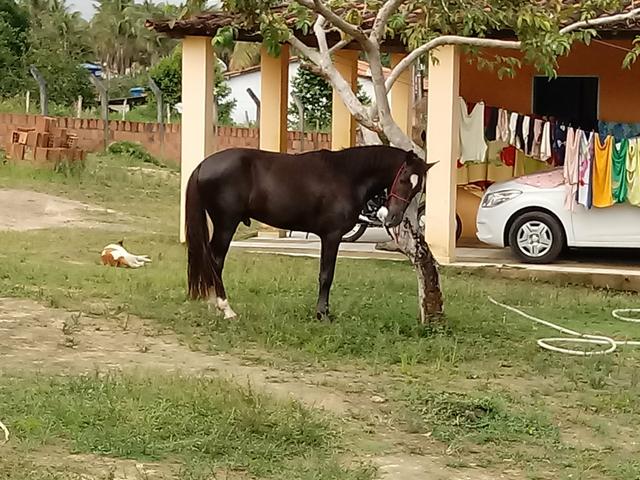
[217,297,237,319]
[376,206,389,223]
[410,174,419,188]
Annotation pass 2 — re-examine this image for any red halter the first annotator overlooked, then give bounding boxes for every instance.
[387,163,411,205]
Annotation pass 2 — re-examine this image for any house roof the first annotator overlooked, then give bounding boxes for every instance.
[146,1,640,50]
[224,57,391,79]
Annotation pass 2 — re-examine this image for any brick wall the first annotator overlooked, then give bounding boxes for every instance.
[0,113,332,166]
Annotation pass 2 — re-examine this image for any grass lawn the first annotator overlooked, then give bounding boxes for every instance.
[1,149,640,479]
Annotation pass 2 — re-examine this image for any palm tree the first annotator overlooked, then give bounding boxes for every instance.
[225,42,261,71]
[90,0,138,75]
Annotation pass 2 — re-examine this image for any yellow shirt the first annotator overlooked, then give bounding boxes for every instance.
[593,134,614,208]
[627,138,640,207]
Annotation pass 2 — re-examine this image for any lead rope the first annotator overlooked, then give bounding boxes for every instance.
[488,296,640,356]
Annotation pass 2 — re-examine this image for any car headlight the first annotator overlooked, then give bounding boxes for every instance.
[481,189,522,208]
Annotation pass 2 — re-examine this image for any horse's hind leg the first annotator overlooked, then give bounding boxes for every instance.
[208,219,239,319]
[316,233,341,321]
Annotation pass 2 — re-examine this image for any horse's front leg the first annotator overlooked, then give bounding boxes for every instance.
[316,233,341,321]
[208,220,239,319]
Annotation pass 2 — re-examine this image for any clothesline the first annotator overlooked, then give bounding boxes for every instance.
[458,97,640,210]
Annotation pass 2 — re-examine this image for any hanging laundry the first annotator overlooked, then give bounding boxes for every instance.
[496,109,510,143]
[539,121,552,162]
[551,122,567,166]
[576,130,595,210]
[500,145,516,167]
[626,138,640,206]
[611,138,629,204]
[525,116,536,156]
[515,114,526,150]
[459,97,488,163]
[530,119,544,159]
[485,106,498,141]
[521,116,530,154]
[593,134,614,208]
[509,112,518,146]
[598,120,640,142]
[563,127,580,211]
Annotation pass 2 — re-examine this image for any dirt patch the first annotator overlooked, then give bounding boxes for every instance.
[2,444,252,480]
[0,298,526,480]
[375,454,520,480]
[0,189,124,232]
[0,297,357,413]
[3,445,179,480]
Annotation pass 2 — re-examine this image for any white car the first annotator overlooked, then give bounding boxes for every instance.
[476,168,640,263]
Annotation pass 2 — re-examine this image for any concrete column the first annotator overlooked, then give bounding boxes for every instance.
[331,50,359,150]
[180,36,215,243]
[258,44,289,238]
[259,44,289,153]
[425,45,460,264]
[390,53,412,135]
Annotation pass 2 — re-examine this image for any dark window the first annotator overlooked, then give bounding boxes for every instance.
[533,76,599,131]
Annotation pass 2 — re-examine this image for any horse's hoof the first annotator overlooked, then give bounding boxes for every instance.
[316,311,331,322]
[224,311,238,320]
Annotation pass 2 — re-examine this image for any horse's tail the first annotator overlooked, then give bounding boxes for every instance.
[185,164,218,300]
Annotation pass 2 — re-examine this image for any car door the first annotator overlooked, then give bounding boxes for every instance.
[571,202,640,247]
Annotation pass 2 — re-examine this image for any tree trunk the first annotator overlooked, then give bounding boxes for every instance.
[379,113,444,322]
[390,196,444,323]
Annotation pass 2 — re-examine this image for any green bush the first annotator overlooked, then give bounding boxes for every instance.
[150,46,236,125]
[106,141,162,167]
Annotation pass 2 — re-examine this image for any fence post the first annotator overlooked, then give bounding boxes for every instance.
[292,93,305,152]
[76,96,83,118]
[29,66,47,116]
[148,78,165,159]
[25,91,30,113]
[246,88,260,127]
[90,76,109,150]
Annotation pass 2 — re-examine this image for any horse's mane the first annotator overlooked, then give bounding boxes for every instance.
[323,145,406,179]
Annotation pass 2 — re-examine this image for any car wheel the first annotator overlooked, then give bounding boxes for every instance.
[342,223,368,242]
[508,211,564,264]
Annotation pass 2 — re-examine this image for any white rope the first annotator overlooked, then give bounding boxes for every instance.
[488,296,640,356]
[0,419,8,444]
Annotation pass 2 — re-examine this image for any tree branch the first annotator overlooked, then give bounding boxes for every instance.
[386,36,520,92]
[313,14,350,55]
[328,38,351,55]
[313,14,329,53]
[295,0,370,45]
[365,45,422,155]
[287,35,378,132]
[385,8,640,93]
[560,7,640,34]
[371,0,405,42]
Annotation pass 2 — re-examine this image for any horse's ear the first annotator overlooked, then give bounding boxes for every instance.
[425,161,438,172]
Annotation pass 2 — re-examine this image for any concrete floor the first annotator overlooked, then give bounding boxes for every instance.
[230,227,640,292]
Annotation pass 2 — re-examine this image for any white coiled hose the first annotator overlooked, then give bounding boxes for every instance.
[0,419,7,444]
[488,296,640,356]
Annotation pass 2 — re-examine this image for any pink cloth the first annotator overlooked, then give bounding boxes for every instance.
[515,168,565,188]
[563,127,581,211]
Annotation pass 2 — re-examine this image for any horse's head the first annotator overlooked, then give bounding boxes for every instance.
[377,151,435,228]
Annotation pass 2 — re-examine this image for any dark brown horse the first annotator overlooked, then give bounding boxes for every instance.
[185,145,433,320]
